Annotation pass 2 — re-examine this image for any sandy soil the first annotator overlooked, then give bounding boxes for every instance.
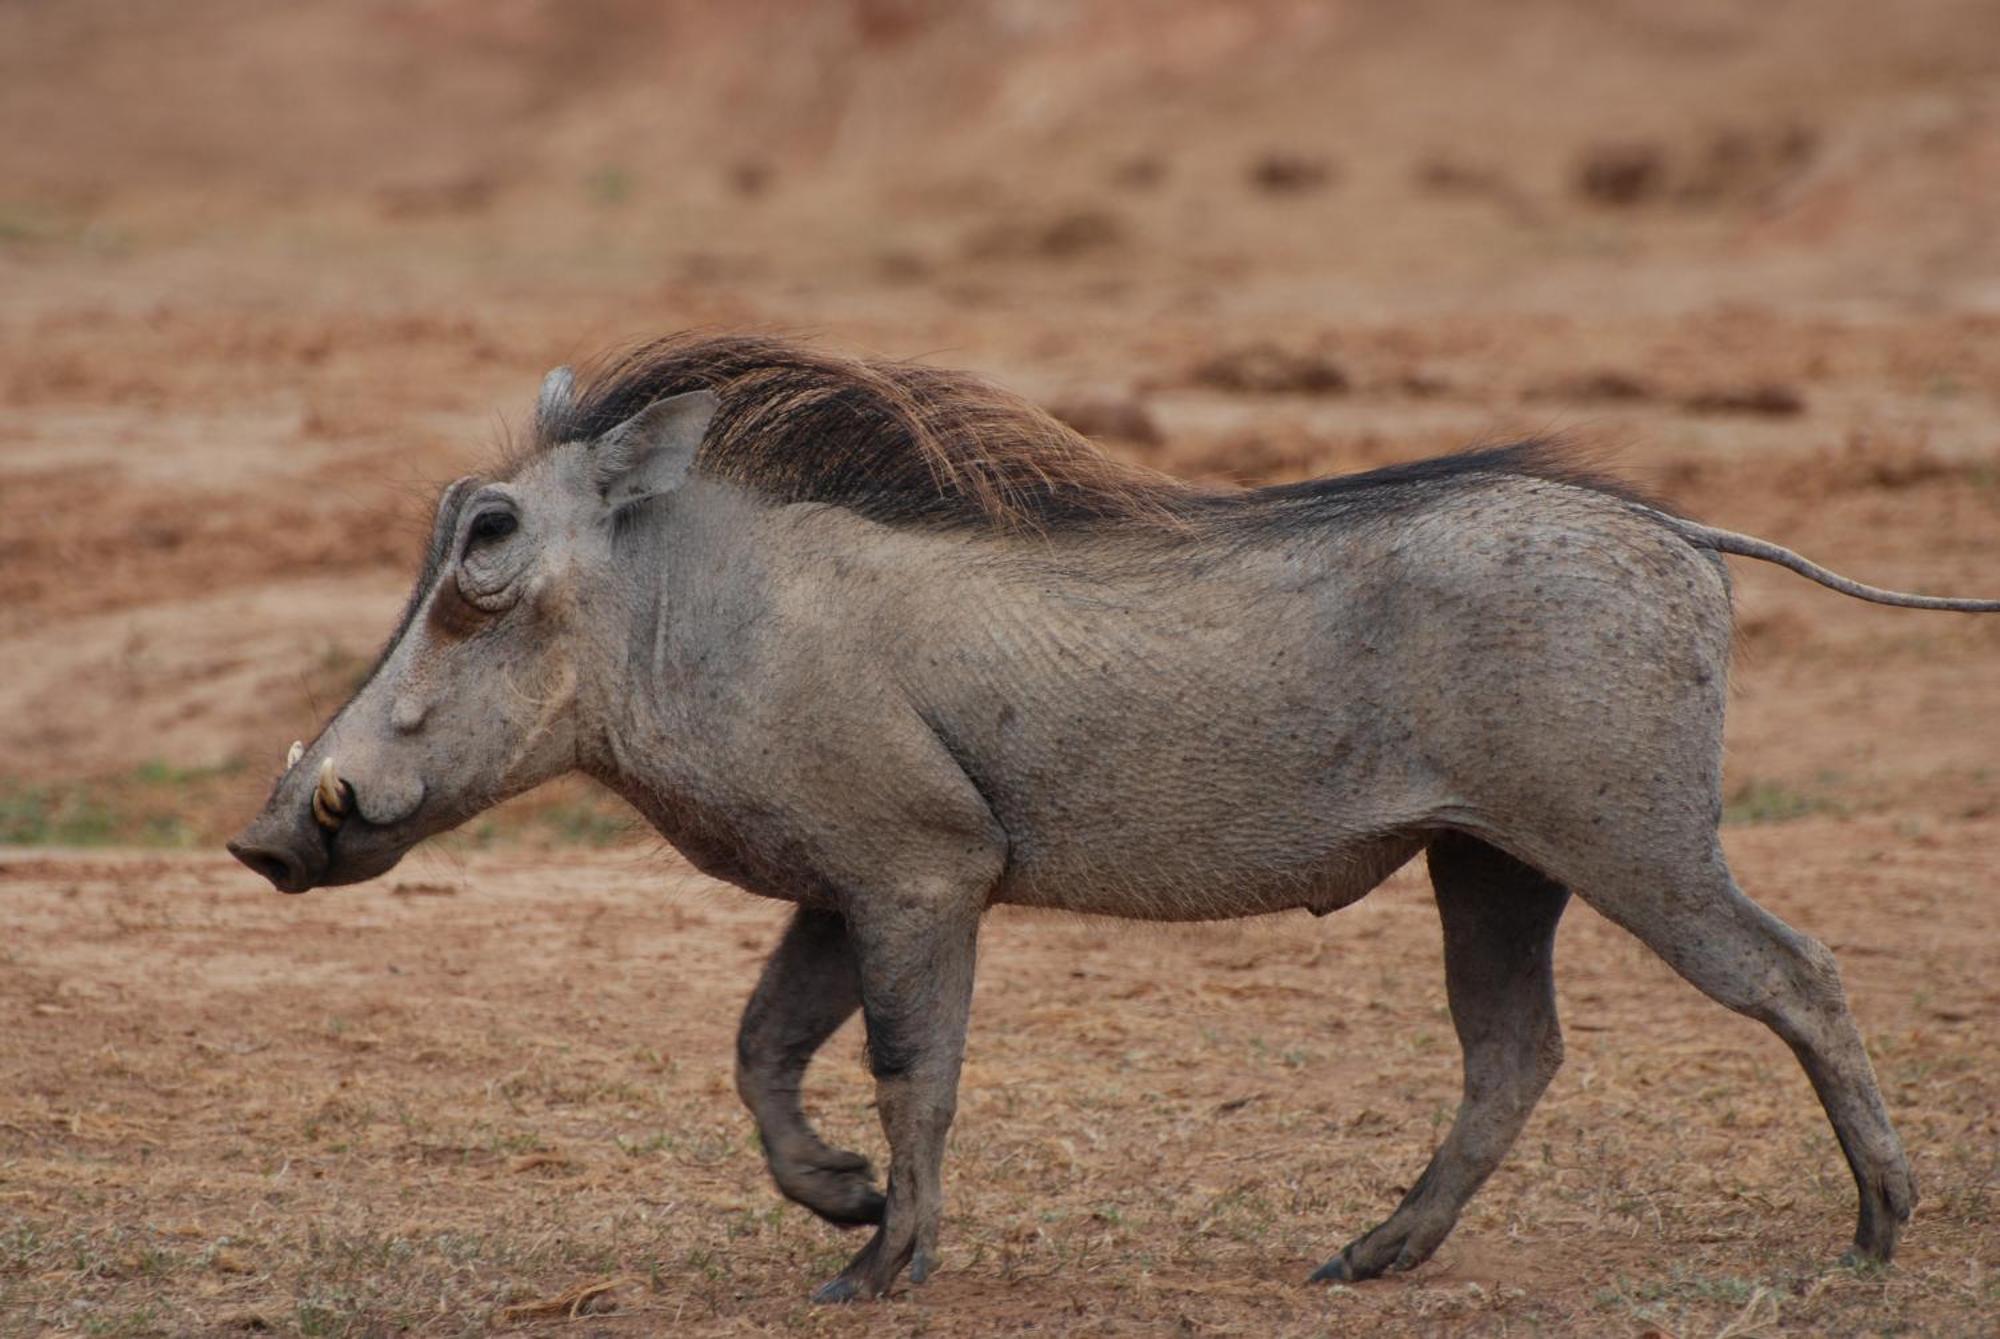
[1,2,1996,1334]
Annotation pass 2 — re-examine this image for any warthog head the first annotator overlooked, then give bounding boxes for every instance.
[228,372,716,892]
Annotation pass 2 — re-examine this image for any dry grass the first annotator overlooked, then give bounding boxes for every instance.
[2,818,1994,1336]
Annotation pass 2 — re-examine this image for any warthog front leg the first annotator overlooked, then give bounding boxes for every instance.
[811,894,981,1303]
[1315,833,1569,1282]
[736,908,885,1227]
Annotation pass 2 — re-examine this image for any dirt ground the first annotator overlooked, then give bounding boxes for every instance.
[2,2,1996,1335]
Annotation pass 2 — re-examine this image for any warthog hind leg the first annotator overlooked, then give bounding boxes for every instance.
[736,908,885,1227]
[812,894,981,1303]
[1314,833,1569,1283]
[1563,841,1915,1263]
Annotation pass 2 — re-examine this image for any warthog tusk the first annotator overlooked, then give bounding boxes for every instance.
[286,740,304,769]
[312,757,349,831]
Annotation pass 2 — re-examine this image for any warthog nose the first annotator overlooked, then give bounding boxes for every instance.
[227,839,307,893]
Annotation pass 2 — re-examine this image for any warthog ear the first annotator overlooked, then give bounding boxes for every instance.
[535,366,576,439]
[591,389,718,507]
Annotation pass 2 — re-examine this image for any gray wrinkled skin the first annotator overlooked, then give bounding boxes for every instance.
[232,380,1940,1303]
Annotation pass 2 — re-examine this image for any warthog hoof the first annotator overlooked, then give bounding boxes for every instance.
[810,1274,865,1305]
[775,1146,886,1228]
[1311,1215,1448,1284]
[810,1230,894,1304]
[1845,1161,1917,1265]
[805,1246,934,1304]
[810,1215,934,1304]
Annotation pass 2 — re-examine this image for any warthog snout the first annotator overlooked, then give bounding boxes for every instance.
[227,744,343,892]
[229,742,421,893]
[225,834,312,892]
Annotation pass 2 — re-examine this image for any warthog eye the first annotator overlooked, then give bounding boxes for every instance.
[467,510,517,548]
[454,499,526,612]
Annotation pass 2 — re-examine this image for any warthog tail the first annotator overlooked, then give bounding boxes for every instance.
[1660,515,2000,612]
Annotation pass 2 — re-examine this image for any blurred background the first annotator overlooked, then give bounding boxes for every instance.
[4,7,1999,1335]
[3,0,1997,844]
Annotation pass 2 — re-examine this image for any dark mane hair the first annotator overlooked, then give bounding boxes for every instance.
[522,333,1198,529]
[517,333,1661,532]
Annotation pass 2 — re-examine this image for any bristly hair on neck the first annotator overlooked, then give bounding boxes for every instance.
[511,332,1666,533]
[516,332,1199,531]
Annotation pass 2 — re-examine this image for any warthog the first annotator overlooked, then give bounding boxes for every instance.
[231,334,1997,1301]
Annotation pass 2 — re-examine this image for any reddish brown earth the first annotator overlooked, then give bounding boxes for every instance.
[1,3,1996,1334]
